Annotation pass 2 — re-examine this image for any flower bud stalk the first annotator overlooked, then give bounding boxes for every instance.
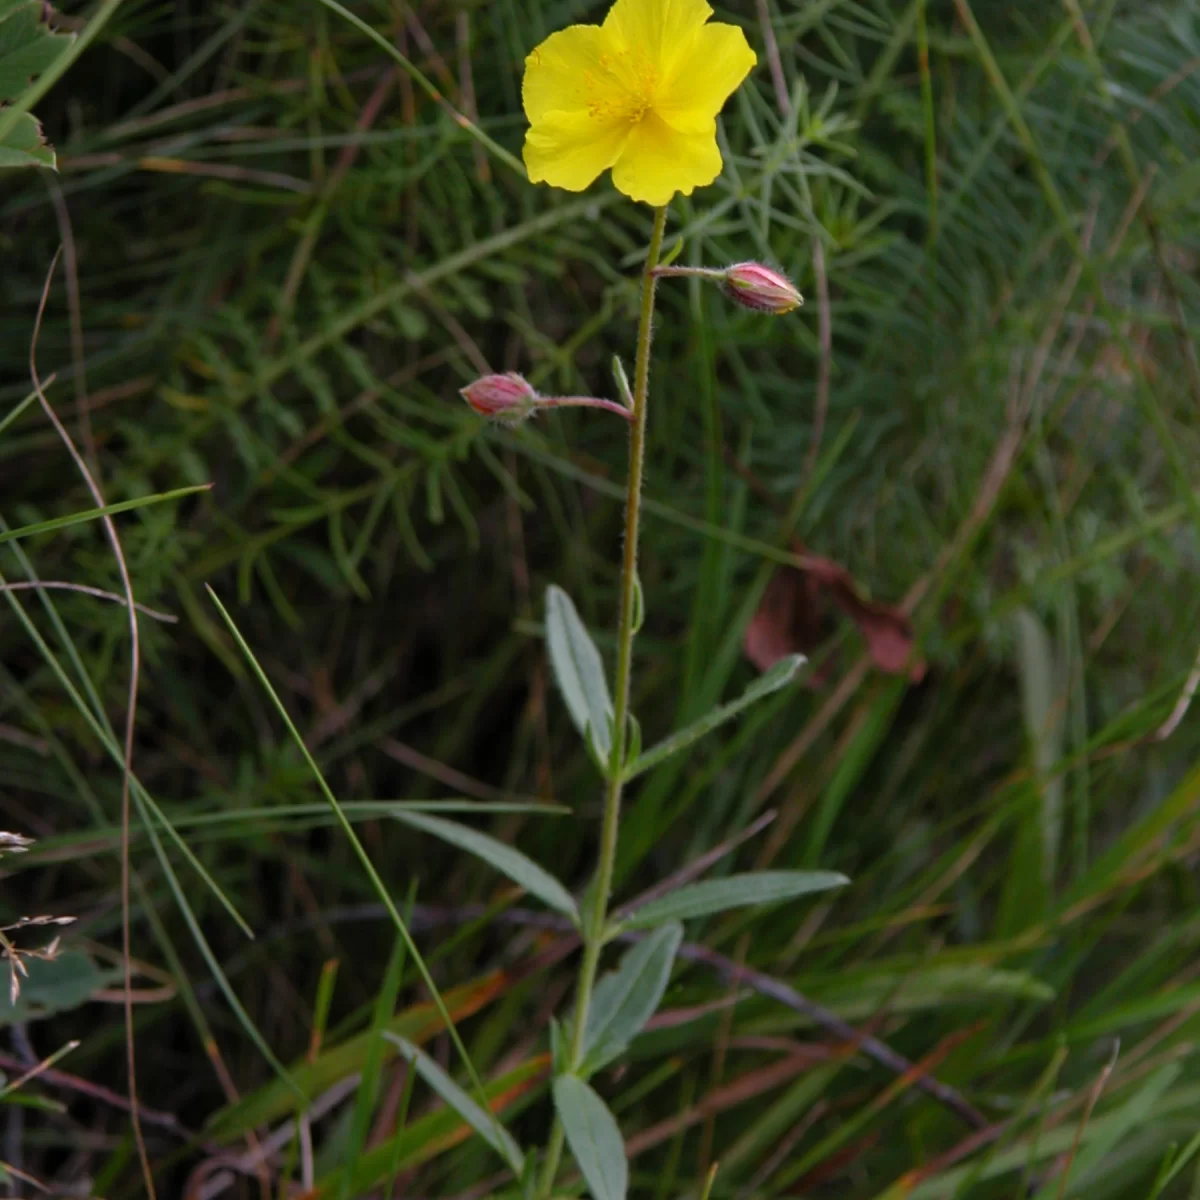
[652,261,803,315]
[460,374,631,423]
[537,395,632,420]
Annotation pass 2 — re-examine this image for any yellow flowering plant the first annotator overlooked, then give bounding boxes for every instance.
[194,0,825,1193]
[205,2,825,1193]
[443,2,833,1196]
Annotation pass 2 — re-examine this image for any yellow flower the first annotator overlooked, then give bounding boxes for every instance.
[521,0,756,207]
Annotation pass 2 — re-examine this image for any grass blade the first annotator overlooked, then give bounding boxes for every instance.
[207,585,514,1173]
[0,485,210,549]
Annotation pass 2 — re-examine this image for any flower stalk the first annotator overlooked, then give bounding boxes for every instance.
[461,373,632,423]
[538,204,669,1196]
[538,395,633,420]
[653,261,804,315]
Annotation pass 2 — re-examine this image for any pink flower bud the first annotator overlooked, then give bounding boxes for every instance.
[722,262,803,315]
[460,373,537,421]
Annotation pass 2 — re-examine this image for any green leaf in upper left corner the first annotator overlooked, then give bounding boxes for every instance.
[0,1,76,171]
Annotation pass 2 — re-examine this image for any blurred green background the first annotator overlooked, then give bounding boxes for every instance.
[4,0,1200,1194]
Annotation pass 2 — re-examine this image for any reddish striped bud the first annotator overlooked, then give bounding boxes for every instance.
[722,262,803,315]
[460,373,537,422]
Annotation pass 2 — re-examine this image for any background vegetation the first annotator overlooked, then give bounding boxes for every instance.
[4,0,1200,1194]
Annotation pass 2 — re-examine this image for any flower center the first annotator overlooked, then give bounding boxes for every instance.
[586,48,658,126]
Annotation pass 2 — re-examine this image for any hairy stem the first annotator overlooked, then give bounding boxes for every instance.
[539,204,668,1195]
[538,395,634,420]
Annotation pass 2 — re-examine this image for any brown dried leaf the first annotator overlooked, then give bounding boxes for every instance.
[746,556,925,683]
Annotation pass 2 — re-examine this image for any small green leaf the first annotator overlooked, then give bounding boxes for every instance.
[659,235,685,268]
[581,922,682,1073]
[394,812,578,921]
[545,585,613,766]
[553,1075,627,1200]
[0,109,51,168]
[0,0,74,172]
[623,655,805,781]
[0,951,116,1026]
[0,3,72,98]
[620,871,848,930]
[386,1035,525,1176]
[611,355,633,410]
[631,571,644,634]
[624,713,642,771]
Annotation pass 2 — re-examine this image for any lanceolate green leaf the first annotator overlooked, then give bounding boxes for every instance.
[394,811,579,921]
[386,1035,525,1176]
[620,871,849,930]
[553,1075,628,1200]
[545,584,613,764]
[581,921,682,1073]
[623,654,805,781]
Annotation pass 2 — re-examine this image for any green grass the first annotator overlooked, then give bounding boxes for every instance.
[4,0,1200,1195]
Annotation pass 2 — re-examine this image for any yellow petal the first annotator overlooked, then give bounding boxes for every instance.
[522,24,634,124]
[524,110,633,192]
[610,111,721,206]
[603,0,713,76]
[657,22,757,129]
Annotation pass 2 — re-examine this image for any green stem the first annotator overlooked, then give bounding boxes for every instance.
[538,204,668,1196]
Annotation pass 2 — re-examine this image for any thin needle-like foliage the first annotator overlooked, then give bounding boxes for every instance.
[2,0,1200,1195]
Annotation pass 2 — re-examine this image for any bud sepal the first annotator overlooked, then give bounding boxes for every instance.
[721,262,804,314]
[460,373,538,422]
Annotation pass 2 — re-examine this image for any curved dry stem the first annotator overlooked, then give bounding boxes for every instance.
[29,250,157,1198]
[0,581,177,623]
[47,183,96,472]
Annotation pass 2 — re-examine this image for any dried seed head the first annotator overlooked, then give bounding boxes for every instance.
[722,262,803,315]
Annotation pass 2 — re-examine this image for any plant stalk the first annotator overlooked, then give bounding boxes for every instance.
[538,395,634,420]
[538,204,668,1196]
